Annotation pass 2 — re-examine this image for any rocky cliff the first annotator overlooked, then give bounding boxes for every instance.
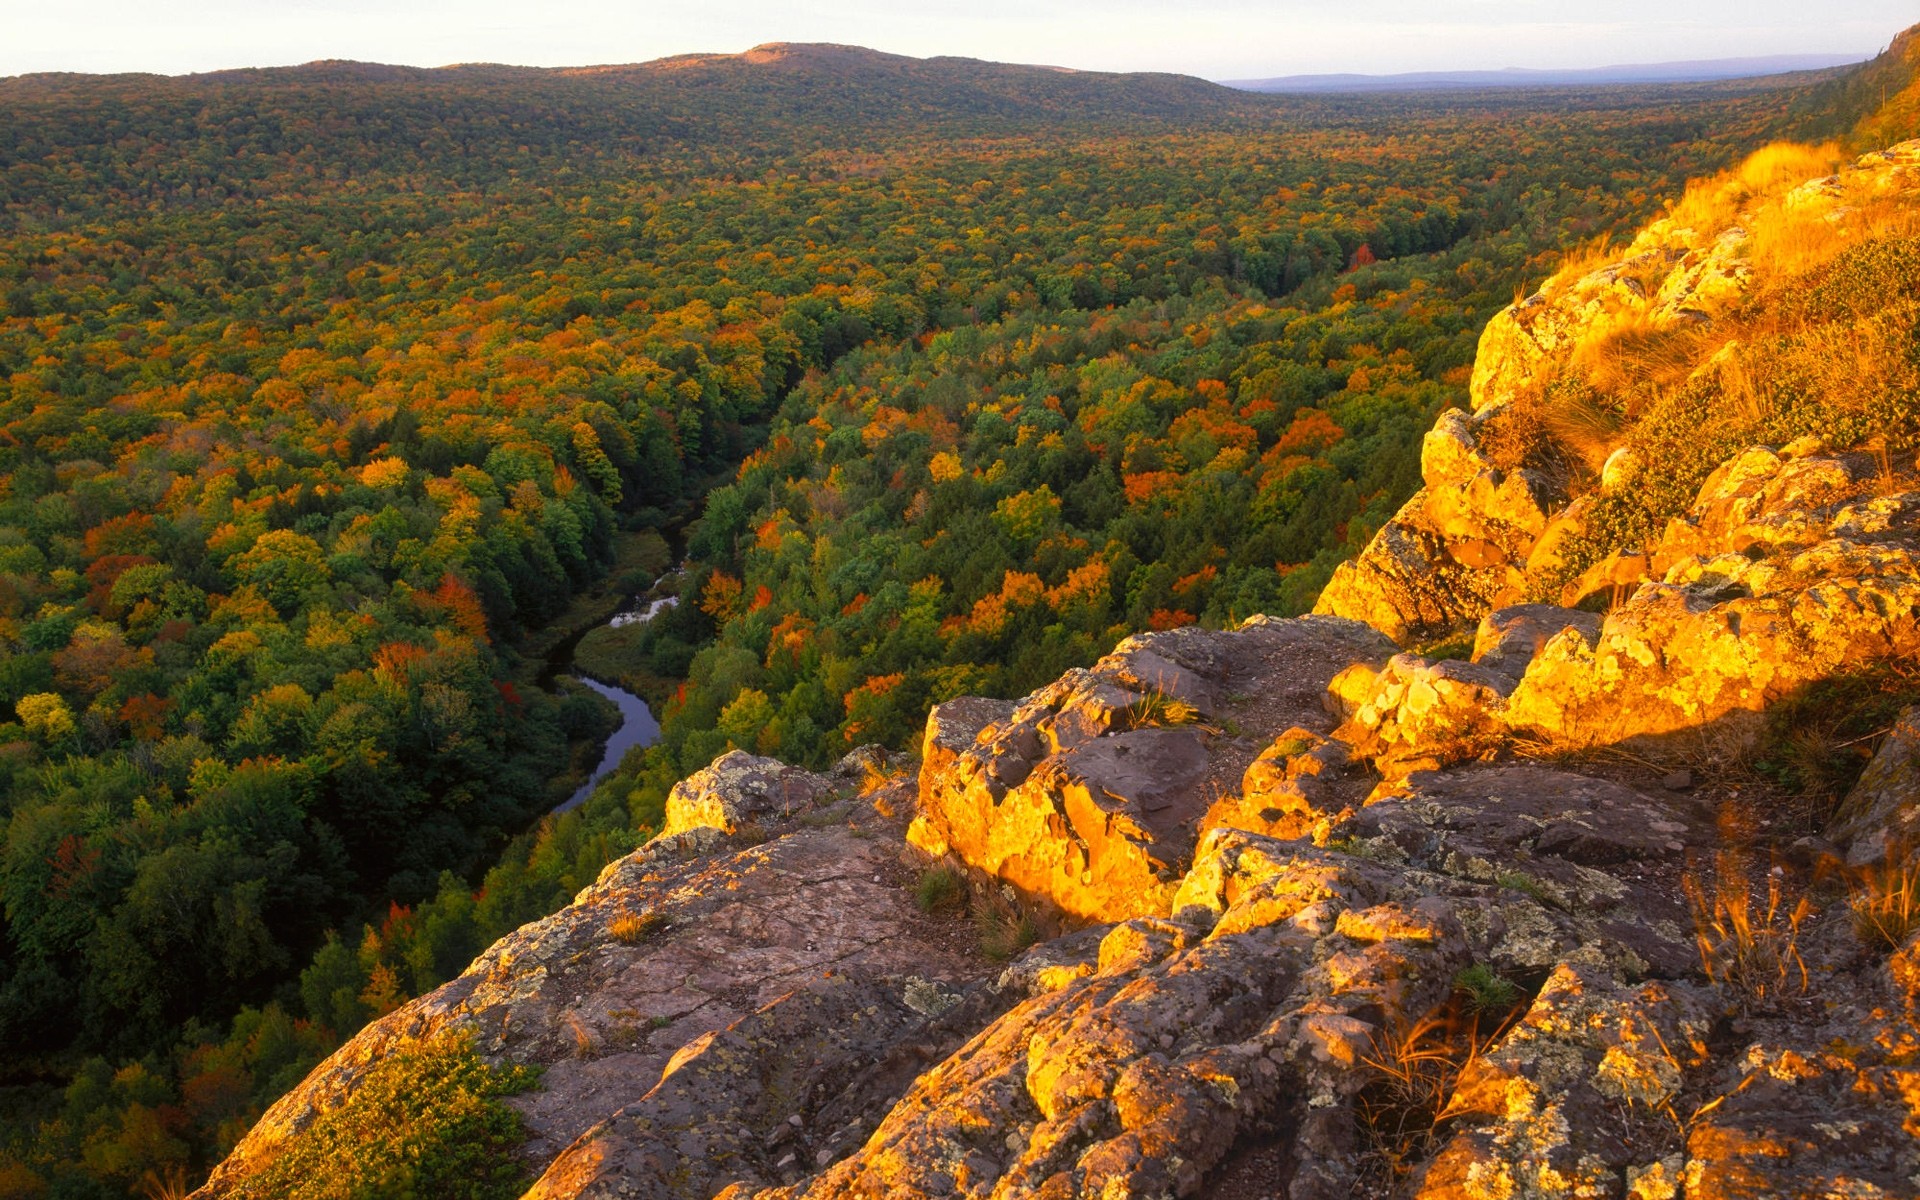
[195,145,1920,1200]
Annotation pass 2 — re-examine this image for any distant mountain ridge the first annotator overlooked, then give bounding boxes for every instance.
[1,41,1237,106]
[1225,52,1866,93]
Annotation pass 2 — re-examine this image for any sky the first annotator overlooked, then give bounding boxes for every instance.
[1,0,1913,81]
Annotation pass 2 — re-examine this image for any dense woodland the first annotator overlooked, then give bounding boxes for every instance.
[0,40,1909,1197]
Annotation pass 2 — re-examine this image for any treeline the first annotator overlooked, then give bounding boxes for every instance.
[0,42,1906,1197]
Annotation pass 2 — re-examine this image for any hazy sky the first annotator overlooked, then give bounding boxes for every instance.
[3,0,1913,81]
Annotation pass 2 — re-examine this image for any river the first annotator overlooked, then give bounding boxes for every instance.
[548,594,675,814]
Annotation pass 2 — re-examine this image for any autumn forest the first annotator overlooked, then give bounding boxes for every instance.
[0,43,1906,1197]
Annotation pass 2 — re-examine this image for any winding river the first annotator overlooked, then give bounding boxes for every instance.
[548,593,677,814]
[554,676,660,813]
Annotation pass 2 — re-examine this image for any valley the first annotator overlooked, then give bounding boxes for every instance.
[1,27,1919,1200]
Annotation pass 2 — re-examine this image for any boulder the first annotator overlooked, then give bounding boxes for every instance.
[1654,445,1870,565]
[1314,454,1560,644]
[1826,705,1920,865]
[911,617,1395,923]
[1315,519,1533,644]
[1421,408,1491,490]
[1470,604,1602,679]
[660,750,837,839]
[1337,653,1518,778]
[1202,727,1353,842]
[917,696,1016,790]
[1508,461,1920,750]
[1414,964,1716,1200]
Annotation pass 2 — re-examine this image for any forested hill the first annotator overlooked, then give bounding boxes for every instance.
[0,40,1888,213]
[2,28,1918,1198]
[0,42,1251,204]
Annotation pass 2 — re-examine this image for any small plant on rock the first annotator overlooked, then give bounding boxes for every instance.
[913,864,968,914]
[1453,963,1523,1014]
[608,909,662,945]
[1411,632,1475,663]
[1683,851,1810,1010]
[1355,1003,1515,1188]
[972,888,1039,961]
[1125,686,1201,730]
[1848,848,1920,952]
[1495,870,1549,902]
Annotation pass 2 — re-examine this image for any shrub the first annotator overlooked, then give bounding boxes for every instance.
[234,1032,539,1200]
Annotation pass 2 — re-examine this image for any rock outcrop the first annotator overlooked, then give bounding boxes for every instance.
[907,616,1396,922]
[194,756,998,1199]
[1828,705,1920,865]
[1314,408,1561,641]
[1324,446,1920,781]
[1318,141,1920,644]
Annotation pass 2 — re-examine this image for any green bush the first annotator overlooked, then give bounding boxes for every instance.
[235,1033,539,1200]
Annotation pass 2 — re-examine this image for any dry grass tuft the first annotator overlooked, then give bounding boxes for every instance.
[1355,998,1524,1187]
[1537,382,1623,476]
[1572,318,1720,408]
[1746,184,1920,287]
[859,757,908,796]
[1664,141,1845,241]
[608,908,663,945]
[139,1166,191,1200]
[1545,232,1623,288]
[972,888,1039,961]
[563,1010,595,1058]
[1683,850,1810,1011]
[1849,849,1920,952]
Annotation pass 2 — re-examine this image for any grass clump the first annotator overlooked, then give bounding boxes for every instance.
[1452,963,1524,1014]
[608,908,663,945]
[972,889,1040,961]
[1849,850,1920,952]
[1411,633,1475,663]
[1756,662,1920,833]
[1683,851,1809,1012]
[234,1032,539,1200]
[913,864,967,914]
[1495,870,1548,901]
[1354,999,1523,1188]
[1125,687,1201,730]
